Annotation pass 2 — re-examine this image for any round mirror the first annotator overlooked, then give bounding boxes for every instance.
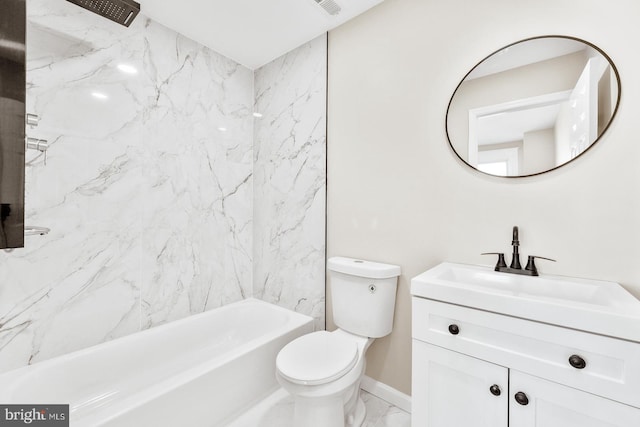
[446,36,621,177]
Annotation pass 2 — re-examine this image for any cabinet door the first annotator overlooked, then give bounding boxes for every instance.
[510,371,640,427]
[412,341,508,427]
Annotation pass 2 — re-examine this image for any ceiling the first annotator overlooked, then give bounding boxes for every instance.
[142,0,384,70]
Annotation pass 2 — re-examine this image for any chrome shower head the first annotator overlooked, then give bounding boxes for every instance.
[66,0,141,27]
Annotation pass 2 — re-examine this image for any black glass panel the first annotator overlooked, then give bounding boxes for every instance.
[0,0,26,248]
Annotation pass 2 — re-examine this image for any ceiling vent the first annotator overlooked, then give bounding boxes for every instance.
[314,0,342,16]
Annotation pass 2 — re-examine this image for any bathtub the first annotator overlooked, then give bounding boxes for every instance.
[0,298,313,426]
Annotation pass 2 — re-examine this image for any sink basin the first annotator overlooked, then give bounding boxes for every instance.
[411,262,640,341]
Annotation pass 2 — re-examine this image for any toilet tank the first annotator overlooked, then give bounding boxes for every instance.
[328,257,401,338]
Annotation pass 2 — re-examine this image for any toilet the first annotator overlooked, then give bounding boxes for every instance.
[276,257,401,427]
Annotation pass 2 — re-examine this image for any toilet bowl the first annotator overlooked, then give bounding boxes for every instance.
[276,257,401,427]
[276,329,373,426]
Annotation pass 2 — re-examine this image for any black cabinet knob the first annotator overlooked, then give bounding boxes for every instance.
[514,392,529,406]
[569,355,586,369]
[489,385,501,396]
[448,324,460,335]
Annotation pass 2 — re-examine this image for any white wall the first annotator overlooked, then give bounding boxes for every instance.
[328,0,640,395]
[523,128,555,174]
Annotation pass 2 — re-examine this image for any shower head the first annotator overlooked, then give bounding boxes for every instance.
[66,0,141,27]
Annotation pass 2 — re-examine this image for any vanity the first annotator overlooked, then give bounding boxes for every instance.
[418,30,633,425]
[410,262,640,426]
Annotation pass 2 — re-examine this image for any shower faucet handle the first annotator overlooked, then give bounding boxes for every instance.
[26,113,39,127]
[524,256,556,276]
[26,138,49,152]
[481,252,507,270]
[26,138,49,166]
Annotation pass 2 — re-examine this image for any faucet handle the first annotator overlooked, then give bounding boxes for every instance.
[525,256,556,276]
[481,252,507,271]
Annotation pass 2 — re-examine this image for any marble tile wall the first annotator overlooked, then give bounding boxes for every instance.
[0,0,253,373]
[253,35,327,330]
[0,0,327,374]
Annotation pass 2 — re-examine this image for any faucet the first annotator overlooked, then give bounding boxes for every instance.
[482,226,555,276]
[510,226,522,270]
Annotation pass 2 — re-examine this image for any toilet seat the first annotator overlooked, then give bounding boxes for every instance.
[277,331,359,386]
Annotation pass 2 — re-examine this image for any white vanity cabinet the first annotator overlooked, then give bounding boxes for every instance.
[509,371,640,427]
[411,297,640,427]
[413,340,508,426]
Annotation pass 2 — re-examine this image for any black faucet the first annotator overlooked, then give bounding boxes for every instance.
[510,226,522,270]
[482,226,555,276]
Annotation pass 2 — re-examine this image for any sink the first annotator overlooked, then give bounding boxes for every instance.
[411,262,640,341]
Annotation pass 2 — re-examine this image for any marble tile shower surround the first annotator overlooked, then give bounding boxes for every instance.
[253,35,327,330]
[0,0,254,372]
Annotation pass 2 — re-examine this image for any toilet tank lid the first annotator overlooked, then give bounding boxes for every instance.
[328,257,401,279]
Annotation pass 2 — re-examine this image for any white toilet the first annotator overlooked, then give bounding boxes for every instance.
[276,256,401,427]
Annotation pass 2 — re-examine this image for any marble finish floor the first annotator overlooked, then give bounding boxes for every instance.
[225,387,411,427]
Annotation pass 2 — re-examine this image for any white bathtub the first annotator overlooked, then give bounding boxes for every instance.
[0,298,313,426]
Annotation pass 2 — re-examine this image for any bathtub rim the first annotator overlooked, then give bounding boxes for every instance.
[0,298,314,408]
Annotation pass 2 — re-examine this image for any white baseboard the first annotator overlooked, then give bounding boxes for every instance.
[360,375,411,413]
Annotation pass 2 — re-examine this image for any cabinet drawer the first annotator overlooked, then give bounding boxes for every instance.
[412,297,640,408]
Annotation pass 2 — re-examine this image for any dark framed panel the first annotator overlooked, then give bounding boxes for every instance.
[0,0,26,248]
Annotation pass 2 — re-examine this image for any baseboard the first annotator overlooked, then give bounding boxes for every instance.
[360,375,411,413]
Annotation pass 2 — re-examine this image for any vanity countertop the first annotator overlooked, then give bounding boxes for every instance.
[411,262,640,342]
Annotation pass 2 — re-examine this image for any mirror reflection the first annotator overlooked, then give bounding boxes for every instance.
[446,36,620,177]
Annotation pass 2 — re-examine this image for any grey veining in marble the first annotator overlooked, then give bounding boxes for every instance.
[361,391,412,427]
[0,0,328,375]
[224,388,411,427]
[138,17,253,327]
[0,0,253,373]
[253,34,327,330]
